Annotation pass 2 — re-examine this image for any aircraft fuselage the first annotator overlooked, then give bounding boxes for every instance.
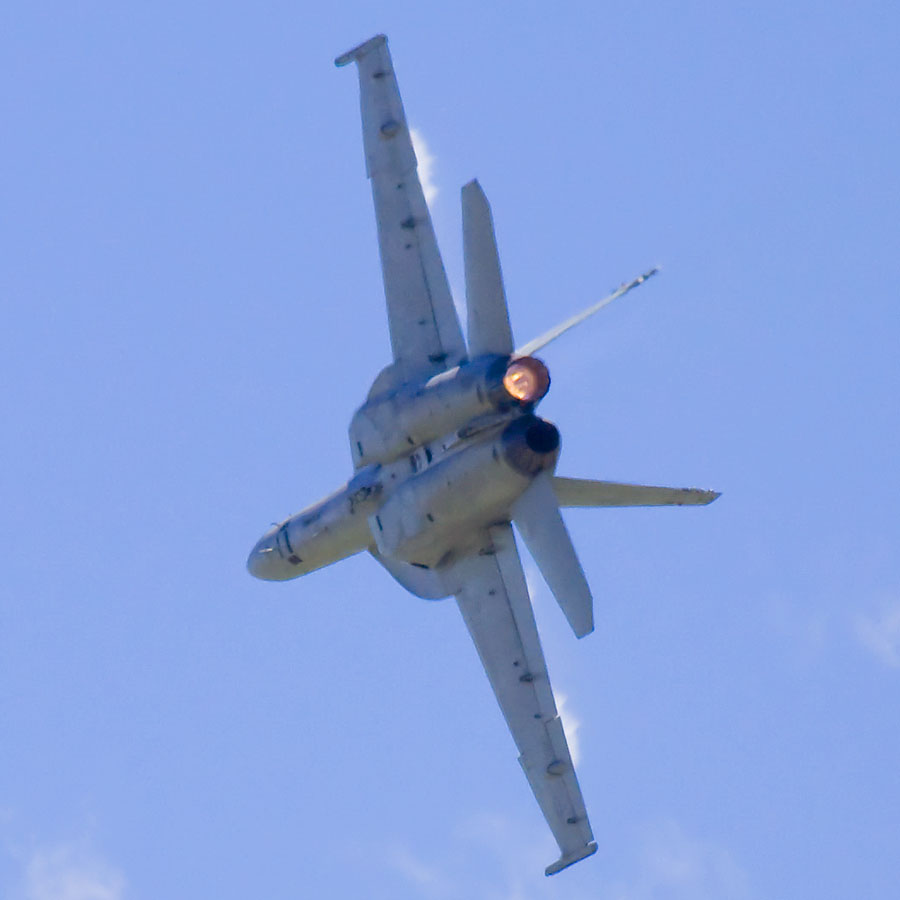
[247,360,557,583]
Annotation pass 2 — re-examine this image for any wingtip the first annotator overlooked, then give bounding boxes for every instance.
[545,841,598,876]
[335,33,387,67]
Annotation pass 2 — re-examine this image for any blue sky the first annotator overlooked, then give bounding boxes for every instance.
[2,2,898,898]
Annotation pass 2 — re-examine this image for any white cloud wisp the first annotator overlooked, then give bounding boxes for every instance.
[16,843,125,900]
[855,599,900,668]
[410,127,439,206]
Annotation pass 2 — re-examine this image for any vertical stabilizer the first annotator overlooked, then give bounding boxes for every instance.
[512,473,594,638]
[462,179,515,356]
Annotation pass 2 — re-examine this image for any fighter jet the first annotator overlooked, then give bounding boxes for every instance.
[248,34,719,876]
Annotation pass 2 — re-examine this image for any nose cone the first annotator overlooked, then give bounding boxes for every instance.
[247,528,293,581]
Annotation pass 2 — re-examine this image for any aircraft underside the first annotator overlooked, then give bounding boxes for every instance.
[247,33,719,876]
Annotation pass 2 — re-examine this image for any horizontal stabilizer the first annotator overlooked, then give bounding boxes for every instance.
[553,477,720,508]
[511,473,594,638]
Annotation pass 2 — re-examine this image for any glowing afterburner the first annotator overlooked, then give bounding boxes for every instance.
[503,356,550,404]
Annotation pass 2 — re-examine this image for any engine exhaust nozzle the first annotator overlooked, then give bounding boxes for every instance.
[502,415,560,476]
[502,356,550,405]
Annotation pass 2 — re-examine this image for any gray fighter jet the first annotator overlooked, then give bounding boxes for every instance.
[248,34,719,876]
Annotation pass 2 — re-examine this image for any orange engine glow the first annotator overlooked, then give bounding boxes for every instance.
[502,357,550,404]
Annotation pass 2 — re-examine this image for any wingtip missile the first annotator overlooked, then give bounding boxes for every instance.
[513,264,661,358]
[626,264,660,290]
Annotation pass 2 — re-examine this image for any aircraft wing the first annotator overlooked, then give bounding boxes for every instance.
[336,35,467,388]
[451,524,597,876]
